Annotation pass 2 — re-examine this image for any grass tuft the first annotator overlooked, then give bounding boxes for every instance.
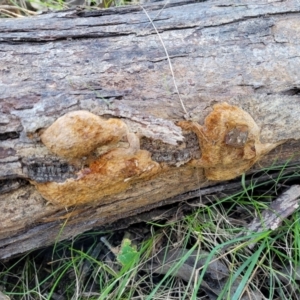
[2,162,300,299]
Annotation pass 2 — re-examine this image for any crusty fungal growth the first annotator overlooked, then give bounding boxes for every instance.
[32,104,283,207]
[35,111,161,207]
[40,111,128,158]
[178,102,283,180]
[33,147,160,207]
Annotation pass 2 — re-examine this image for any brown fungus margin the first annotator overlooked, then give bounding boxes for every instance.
[32,104,283,207]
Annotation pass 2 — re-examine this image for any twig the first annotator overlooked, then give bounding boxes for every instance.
[242,185,300,249]
[141,5,188,116]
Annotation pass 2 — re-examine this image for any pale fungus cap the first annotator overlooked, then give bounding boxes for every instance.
[40,110,128,158]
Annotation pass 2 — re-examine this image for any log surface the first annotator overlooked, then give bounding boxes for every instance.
[1,0,300,259]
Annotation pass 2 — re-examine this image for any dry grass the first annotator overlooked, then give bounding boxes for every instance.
[1,163,300,299]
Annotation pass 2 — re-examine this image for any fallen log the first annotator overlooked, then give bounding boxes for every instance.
[1,0,300,259]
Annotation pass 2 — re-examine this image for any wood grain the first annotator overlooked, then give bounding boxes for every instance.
[1,0,300,259]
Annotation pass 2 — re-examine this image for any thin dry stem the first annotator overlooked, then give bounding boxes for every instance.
[141,5,188,116]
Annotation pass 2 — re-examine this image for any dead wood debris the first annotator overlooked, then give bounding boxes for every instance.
[238,185,300,249]
[144,247,264,300]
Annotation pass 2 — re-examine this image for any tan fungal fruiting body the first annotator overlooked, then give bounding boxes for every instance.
[34,148,160,207]
[41,111,128,158]
[178,102,281,180]
[34,110,160,207]
[33,103,282,206]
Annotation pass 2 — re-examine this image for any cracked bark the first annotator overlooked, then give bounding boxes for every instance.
[1,0,300,259]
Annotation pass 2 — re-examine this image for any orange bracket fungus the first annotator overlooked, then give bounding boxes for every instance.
[30,103,283,207]
[32,111,160,207]
[178,102,282,181]
[40,110,129,159]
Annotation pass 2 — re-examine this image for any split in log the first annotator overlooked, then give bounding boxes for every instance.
[1,0,300,259]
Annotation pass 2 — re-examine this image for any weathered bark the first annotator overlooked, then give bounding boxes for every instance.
[1,0,300,259]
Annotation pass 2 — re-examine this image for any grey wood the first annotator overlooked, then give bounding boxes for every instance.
[1,0,300,259]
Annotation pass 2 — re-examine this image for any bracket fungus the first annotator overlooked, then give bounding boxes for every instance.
[40,110,128,158]
[33,111,160,207]
[178,102,282,181]
[29,103,283,207]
